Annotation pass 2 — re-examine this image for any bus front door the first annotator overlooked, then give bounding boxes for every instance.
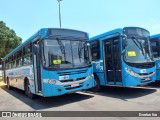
[103,36,122,85]
[33,43,42,93]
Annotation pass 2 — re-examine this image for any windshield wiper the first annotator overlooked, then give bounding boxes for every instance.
[56,38,65,54]
[131,36,153,62]
[42,44,46,65]
[56,38,66,62]
[78,42,83,62]
[131,36,145,56]
[131,37,143,50]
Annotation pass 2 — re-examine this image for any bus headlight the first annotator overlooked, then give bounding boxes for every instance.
[125,68,140,78]
[87,74,94,79]
[48,79,57,84]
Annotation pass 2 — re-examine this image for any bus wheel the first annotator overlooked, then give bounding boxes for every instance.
[25,80,35,99]
[7,78,11,90]
[91,75,101,92]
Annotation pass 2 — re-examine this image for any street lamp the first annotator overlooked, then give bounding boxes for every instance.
[57,0,63,28]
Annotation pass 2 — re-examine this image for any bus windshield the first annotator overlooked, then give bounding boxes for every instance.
[43,39,91,69]
[124,36,154,63]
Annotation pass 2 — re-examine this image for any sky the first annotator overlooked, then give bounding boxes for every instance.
[0,0,160,42]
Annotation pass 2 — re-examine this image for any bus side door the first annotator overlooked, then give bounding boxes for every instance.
[33,42,42,93]
[103,36,122,85]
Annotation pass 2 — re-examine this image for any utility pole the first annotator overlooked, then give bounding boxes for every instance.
[57,0,63,28]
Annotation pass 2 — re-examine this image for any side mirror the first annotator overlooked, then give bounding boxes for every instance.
[121,34,127,48]
[86,43,92,62]
[123,39,127,48]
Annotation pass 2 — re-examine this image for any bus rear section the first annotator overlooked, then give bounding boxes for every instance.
[2,28,94,98]
[90,27,156,91]
[150,34,160,81]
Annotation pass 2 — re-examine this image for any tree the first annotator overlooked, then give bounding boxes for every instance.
[0,21,22,64]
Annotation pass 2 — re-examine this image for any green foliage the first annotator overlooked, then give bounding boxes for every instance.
[0,21,22,64]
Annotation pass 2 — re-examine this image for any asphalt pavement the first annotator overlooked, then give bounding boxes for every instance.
[0,81,160,119]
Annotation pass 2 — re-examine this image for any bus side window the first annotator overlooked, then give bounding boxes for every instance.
[11,55,16,68]
[9,63,11,69]
[12,60,16,68]
[90,40,100,61]
[23,43,33,66]
[16,50,23,67]
[5,58,9,69]
[24,54,32,65]
[151,40,160,59]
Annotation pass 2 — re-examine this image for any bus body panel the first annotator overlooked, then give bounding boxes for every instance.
[155,60,160,80]
[5,65,36,93]
[94,72,105,86]
[2,28,94,97]
[90,27,156,87]
[122,61,156,86]
[150,34,160,81]
[41,67,94,97]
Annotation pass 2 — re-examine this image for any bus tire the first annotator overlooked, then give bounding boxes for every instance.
[91,75,101,92]
[25,80,35,99]
[7,77,11,90]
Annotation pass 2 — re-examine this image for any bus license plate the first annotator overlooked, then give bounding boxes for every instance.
[71,83,79,87]
[144,77,150,81]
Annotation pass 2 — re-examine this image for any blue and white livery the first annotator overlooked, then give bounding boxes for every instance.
[150,34,160,81]
[90,27,156,91]
[2,28,94,98]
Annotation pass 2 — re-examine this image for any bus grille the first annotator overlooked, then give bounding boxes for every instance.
[141,77,152,83]
[138,72,154,76]
[141,79,152,83]
[57,69,87,75]
[60,77,86,83]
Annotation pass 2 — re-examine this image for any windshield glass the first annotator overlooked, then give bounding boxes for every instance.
[124,36,154,63]
[42,39,90,69]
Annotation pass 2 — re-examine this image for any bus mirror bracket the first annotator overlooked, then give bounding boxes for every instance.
[121,49,126,55]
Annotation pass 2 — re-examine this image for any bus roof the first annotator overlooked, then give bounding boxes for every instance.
[90,28,123,41]
[150,34,160,39]
[2,28,88,60]
[90,27,149,41]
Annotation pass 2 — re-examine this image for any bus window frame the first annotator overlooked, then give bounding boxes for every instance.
[90,40,100,61]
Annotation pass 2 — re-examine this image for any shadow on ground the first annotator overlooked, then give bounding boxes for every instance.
[84,85,157,101]
[1,85,94,110]
[0,82,158,110]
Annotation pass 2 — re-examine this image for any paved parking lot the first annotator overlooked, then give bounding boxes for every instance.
[0,81,160,119]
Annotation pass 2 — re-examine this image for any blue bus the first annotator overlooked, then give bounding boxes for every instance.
[2,28,94,98]
[90,27,156,91]
[150,34,160,81]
